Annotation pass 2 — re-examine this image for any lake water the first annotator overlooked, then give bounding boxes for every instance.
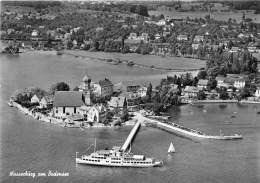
[1,52,260,183]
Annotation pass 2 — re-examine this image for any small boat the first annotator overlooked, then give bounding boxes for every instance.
[168,142,175,153]
[257,111,260,115]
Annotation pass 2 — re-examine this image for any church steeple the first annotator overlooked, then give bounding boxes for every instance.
[81,74,92,106]
[82,74,91,90]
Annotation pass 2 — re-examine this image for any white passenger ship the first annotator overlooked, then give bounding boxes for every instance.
[76,121,163,168]
[76,144,163,168]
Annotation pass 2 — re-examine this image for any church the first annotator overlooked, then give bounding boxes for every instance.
[78,74,93,106]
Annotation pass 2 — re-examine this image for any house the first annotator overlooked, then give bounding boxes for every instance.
[177,34,188,41]
[141,33,149,41]
[39,96,53,108]
[93,78,113,98]
[108,97,127,111]
[197,79,209,90]
[216,76,230,88]
[226,74,248,89]
[168,84,179,94]
[72,40,78,46]
[120,92,141,110]
[31,94,41,104]
[182,86,199,98]
[234,79,246,89]
[229,47,240,53]
[7,28,15,35]
[137,86,148,97]
[193,35,204,43]
[248,46,258,53]
[87,104,106,123]
[163,31,171,37]
[154,33,161,40]
[156,19,166,26]
[192,43,200,50]
[31,30,38,37]
[53,91,85,117]
[255,88,260,98]
[95,27,104,32]
[118,80,150,93]
[128,32,137,40]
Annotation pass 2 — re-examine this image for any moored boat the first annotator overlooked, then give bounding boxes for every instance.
[76,146,163,168]
[76,137,163,168]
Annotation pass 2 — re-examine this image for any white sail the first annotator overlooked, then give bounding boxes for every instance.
[168,142,175,153]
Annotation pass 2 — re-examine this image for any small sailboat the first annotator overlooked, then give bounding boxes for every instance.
[168,142,175,153]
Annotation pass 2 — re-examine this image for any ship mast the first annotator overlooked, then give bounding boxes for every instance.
[94,138,96,152]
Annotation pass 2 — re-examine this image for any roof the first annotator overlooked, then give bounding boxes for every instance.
[99,78,113,87]
[109,97,126,108]
[215,76,226,81]
[184,86,199,93]
[41,95,53,103]
[54,91,84,107]
[198,79,209,86]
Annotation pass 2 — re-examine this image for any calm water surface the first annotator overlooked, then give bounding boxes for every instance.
[0,53,260,183]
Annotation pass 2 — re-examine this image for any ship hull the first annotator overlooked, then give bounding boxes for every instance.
[76,158,162,168]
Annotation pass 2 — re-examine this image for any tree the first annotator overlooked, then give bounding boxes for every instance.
[239,88,251,99]
[207,79,217,90]
[12,87,47,106]
[219,90,229,100]
[197,90,206,100]
[120,106,129,122]
[146,83,152,102]
[197,70,207,79]
[50,82,70,94]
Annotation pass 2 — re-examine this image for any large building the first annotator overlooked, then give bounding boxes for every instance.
[53,91,85,117]
[93,78,113,98]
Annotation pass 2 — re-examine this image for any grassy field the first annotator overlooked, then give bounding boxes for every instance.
[64,50,206,71]
[149,10,260,23]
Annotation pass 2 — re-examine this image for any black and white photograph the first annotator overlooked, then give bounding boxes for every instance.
[0,0,260,182]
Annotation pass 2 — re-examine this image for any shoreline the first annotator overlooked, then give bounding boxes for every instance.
[8,100,136,129]
[61,50,203,73]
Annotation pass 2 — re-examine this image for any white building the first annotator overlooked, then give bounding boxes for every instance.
[234,80,245,89]
[53,91,85,117]
[255,88,260,98]
[177,34,188,41]
[137,87,148,98]
[156,19,166,26]
[31,94,41,104]
[93,78,113,98]
[128,32,137,40]
[87,105,106,123]
[31,30,38,37]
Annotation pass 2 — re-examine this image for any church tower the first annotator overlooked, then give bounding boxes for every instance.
[82,74,92,106]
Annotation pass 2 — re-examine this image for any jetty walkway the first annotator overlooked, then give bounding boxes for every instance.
[134,113,243,141]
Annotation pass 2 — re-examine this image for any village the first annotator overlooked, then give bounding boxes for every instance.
[8,69,260,129]
[1,1,260,58]
[3,1,260,128]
